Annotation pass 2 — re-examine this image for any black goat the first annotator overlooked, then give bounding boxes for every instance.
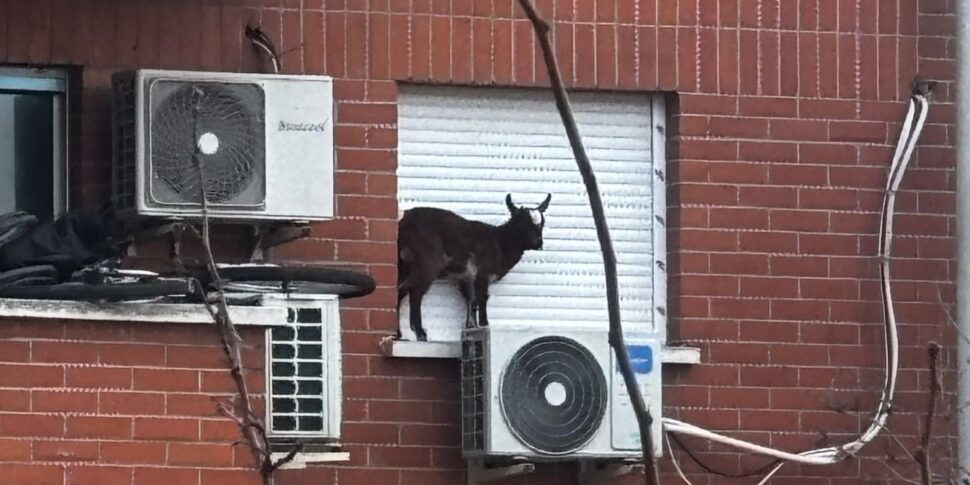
[397,193,551,341]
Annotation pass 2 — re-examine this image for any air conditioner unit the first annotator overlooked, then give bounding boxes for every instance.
[461,321,662,460]
[111,69,334,221]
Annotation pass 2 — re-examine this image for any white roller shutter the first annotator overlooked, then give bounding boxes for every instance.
[397,86,667,343]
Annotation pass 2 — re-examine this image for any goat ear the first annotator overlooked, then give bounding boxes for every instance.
[505,193,516,213]
[537,193,551,213]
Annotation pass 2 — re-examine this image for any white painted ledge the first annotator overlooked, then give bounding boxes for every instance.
[0,298,290,326]
[272,451,350,470]
[380,337,701,365]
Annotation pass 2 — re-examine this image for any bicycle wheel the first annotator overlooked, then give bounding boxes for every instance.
[0,265,58,289]
[203,264,376,299]
[0,278,196,301]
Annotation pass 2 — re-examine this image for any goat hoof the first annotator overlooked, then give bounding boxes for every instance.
[415,330,428,342]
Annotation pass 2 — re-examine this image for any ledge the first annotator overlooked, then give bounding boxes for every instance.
[0,298,291,326]
[381,337,701,365]
[272,451,350,470]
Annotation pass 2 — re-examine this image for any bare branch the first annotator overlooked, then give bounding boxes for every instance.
[267,441,305,474]
[513,2,658,483]
[916,343,943,485]
[189,96,299,485]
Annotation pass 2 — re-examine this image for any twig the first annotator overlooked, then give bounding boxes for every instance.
[916,343,943,485]
[937,285,970,348]
[513,2,658,483]
[877,458,924,485]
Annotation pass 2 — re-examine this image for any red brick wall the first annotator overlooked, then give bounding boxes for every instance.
[0,0,958,484]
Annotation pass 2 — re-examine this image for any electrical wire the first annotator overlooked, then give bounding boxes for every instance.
[666,433,694,484]
[667,430,782,478]
[662,91,930,469]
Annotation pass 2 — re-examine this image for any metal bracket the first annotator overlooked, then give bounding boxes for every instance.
[467,458,535,485]
[579,460,645,485]
[249,222,312,262]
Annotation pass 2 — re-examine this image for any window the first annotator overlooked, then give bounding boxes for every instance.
[265,298,341,448]
[396,86,667,342]
[0,67,68,221]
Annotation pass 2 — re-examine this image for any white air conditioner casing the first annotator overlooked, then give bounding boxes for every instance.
[112,69,334,221]
[461,321,662,460]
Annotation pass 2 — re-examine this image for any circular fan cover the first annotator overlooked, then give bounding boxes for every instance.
[150,82,265,204]
[500,336,607,455]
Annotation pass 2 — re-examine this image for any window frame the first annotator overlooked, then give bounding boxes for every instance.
[263,295,343,444]
[0,66,70,218]
[395,86,669,344]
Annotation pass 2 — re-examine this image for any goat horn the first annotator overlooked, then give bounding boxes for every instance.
[505,193,516,213]
[537,193,552,212]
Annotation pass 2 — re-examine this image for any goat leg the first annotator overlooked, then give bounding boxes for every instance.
[408,290,428,341]
[474,275,490,327]
[458,280,476,329]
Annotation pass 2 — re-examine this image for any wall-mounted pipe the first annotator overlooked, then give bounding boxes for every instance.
[955,0,970,480]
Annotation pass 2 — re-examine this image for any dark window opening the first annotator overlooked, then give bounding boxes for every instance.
[0,67,68,222]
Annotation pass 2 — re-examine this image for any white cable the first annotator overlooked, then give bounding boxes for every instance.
[662,94,929,467]
[755,462,785,485]
[665,433,694,484]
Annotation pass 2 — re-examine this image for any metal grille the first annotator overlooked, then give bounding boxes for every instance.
[500,336,607,455]
[461,330,487,453]
[148,80,265,206]
[111,72,137,212]
[269,307,326,434]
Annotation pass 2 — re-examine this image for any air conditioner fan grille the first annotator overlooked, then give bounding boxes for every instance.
[500,336,607,455]
[150,82,265,204]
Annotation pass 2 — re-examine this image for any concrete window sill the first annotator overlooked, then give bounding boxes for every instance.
[0,298,292,327]
[271,451,351,470]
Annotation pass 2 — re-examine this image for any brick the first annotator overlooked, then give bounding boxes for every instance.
[709,343,770,365]
[100,441,166,465]
[198,470,262,485]
[739,231,797,253]
[369,399,433,422]
[168,443,233,467]
[740,409,800,431]
[133,369,199,392]
[165,393,223,417]
[32,341,99,364]
[1,464,63,485]
[710,253,768,275]
[344,422,401,444]
[739,321,800,343]
[0,413,62,440]
[0,363,63,387]
[0,438,31,461]
[133,467,200,485]
[710,208,769,230]
[66,466,131,485]
[165,345,226,369]
[200,419,239,442]
[739,186,797,208]
[0,340,30,362]
[66,416,130,439]
[710,298,769,319]
[99,343,166,366]
[709,387,770,408]
[740,276,798,298]
[33,440,99,462]
[369,445,432,468]
[0,389,30,411]
[66,366,131,389]
[739,366,798,387]
[33,390,98,413]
